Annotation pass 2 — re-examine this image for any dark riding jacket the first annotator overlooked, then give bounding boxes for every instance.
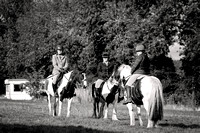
[97,62,114,80]
[131,53,150,75]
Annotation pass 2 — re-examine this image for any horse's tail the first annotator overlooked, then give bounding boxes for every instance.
[148,77,164,122]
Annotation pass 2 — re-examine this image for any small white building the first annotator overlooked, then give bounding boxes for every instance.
[4,79,32,100]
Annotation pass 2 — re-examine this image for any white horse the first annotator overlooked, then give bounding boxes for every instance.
[40,70,87,117]
[92,72,120,120]
[117,64,164,128]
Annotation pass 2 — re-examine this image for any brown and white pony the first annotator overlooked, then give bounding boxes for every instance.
[40,70,87,117]
[92,66,122,120]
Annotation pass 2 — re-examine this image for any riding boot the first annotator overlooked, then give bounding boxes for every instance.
[123,86,132,105]
[118,86,124,102]
[52,83,58,97]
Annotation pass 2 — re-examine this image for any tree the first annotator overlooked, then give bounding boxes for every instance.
[173,0,200,107]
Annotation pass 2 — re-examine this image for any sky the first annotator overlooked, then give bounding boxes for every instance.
[168,42,184,60]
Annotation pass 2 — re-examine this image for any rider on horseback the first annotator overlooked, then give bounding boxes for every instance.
[95,52,110,89]
[52,45,69,97]
[123,44,150,105]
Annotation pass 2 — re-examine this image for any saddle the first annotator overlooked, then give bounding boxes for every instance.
[130,76,145,105]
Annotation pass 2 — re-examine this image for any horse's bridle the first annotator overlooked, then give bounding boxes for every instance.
[64,72,87,88]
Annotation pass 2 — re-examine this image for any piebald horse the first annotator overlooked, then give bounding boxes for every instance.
[92,71,121,120]
[117,64,164,128]
[41,70,87,117]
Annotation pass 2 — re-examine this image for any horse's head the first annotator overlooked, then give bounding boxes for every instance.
[108,63,126,86]
[108,71,120,86]
[109,76,119,86]
[117,64,132,81]
[71,70,87,89]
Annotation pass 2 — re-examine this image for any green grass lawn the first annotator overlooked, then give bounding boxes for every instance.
[0,98,200,133]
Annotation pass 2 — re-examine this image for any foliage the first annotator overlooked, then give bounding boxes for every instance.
[177,0,200,107]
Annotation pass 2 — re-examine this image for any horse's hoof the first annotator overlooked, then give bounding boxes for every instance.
[112,118,119,121]
[139,122,144,127]
[97,116,102,119]
[155,125,161,128]
[91,115,97,118]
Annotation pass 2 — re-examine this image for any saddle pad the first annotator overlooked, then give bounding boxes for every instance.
[95,79,104,88]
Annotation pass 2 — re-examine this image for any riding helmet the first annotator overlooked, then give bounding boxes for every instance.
[102,52,109,58]
[135,44,145,52]
[57,45,63,50]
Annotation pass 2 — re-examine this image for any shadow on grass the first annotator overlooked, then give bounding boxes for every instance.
[159,123,200,129]
[0,123,115,133]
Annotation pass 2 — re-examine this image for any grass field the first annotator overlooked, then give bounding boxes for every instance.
[0,97,200,133]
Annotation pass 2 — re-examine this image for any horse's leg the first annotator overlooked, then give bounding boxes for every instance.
[66,98,73,117]
[92,98,97,118]
[142,99,154,128]
[96,100,100,118]
[103,103,108,119]
[127,103,135,126]
[53,97,58,116]
[136,105,143,126]
[147,119,154,128]
[47,94,51,115]
[58,98,62,116]
[99,100,105,118]
[154,120,159,128]
[112,101,118,121]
